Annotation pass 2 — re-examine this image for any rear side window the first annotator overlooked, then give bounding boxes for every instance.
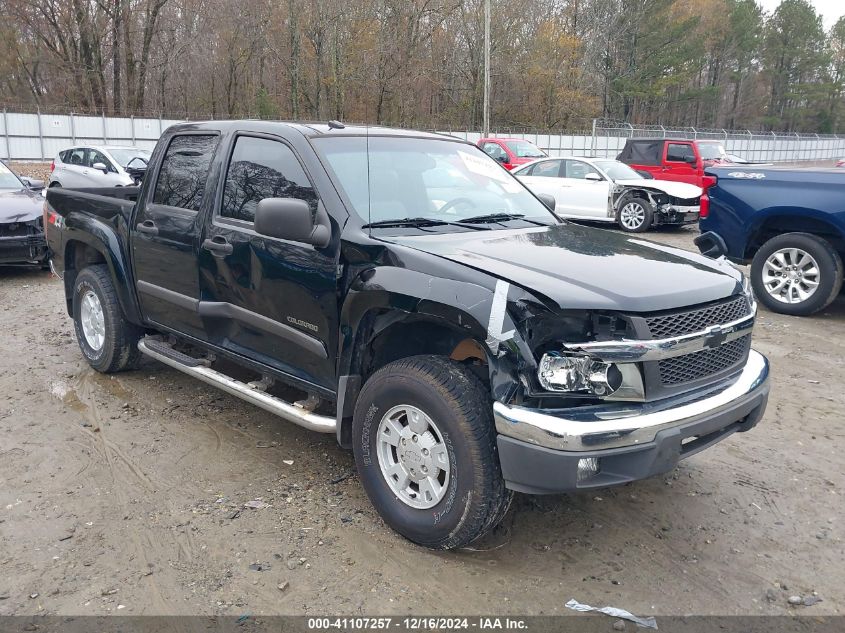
[63,148,87,166]
[220,136,317,223]
[666,143,695,162]
[153,134,219,211]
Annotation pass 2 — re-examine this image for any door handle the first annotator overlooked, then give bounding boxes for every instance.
[202,236,233,256]
[136,220,159,236]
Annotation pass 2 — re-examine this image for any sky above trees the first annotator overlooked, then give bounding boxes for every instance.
[759,0,843,28]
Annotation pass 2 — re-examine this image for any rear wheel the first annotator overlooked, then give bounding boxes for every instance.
[352,356,512,549]
[751,232,843,316]
[72,265,143,372]
[616,195,654,232]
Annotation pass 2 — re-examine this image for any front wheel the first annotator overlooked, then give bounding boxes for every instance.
[72,264,144,372]
[751,232,843,316]
[352,356,512,549]
[616,195,654,232]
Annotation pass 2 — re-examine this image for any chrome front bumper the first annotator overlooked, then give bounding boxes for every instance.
[494,349,769,452]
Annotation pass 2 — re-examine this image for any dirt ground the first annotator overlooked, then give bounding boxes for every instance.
[1,223,843,619]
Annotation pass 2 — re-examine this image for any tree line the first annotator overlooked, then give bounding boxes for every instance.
[1,0,843,133]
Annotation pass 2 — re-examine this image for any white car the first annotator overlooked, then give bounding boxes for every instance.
[513,157,702,232]
[49,145,152,189]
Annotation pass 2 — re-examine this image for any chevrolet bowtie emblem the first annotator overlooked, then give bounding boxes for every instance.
[703,325,730,349]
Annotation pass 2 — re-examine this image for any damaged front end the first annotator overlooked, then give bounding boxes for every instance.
[611,185,700,226]
[493,289,768,493]
[0,216,48,265]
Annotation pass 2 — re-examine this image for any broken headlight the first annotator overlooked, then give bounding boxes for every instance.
[537,353,623,396]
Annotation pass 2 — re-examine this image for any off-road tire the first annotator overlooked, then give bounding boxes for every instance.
[72,264,143,372]
[616,194,654,233]
[352,356,513,549]
[751,232,843,316]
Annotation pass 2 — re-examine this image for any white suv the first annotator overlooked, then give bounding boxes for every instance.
[49,145,151,189]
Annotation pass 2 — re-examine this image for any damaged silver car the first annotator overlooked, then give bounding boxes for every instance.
[514,156,702,232]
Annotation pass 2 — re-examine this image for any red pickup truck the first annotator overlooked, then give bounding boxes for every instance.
[617,138,729,187]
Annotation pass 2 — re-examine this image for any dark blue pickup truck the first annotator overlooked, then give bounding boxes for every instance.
[698,166,845,315]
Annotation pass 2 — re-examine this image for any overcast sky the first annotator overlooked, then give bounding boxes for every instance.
[757,0,844,29]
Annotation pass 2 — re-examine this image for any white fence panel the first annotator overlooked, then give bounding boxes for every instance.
[3,111,844,162]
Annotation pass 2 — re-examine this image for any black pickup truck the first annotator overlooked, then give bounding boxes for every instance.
[44,121,770,549]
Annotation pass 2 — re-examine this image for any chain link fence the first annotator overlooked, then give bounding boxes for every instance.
[3,109,843,163]
[587,119,845,163]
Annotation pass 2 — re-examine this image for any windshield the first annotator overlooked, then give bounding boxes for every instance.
[504,140,546,158]
[593,160,643,181]
[0,162,23,189]
[698,143,726,160]
[314,136,558,228]
[107,148,151,168]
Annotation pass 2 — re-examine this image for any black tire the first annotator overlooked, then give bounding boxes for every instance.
[72,264,143,372]
[352,356,512,549]
[751,232,843,316]
[616,194,654,232]
[49,181,62,188]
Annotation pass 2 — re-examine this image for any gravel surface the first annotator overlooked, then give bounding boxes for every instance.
[0,225,842,616]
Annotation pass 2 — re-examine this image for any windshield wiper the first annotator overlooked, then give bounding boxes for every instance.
[459,213,550,227]
[363,217,448,229]
[363,217,490,231]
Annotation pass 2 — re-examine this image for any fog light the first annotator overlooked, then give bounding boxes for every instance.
[577,457,599,482]
[538,353,622,395]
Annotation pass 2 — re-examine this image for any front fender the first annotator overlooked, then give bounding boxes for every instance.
[338,266,533,402]
[62,215,142,325]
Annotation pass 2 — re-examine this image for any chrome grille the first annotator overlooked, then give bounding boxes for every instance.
[658,335,751,385]
[645,296,751,339]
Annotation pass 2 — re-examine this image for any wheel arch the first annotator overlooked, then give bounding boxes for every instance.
[335,267,524,447]
[744,212,845,261]
[62,228,143,325]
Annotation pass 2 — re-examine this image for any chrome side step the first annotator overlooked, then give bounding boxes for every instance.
[137,338,336,434]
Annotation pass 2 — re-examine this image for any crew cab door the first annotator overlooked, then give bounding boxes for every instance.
[198,133,339,392]
[661,142,700,185]
[131,132,220,339]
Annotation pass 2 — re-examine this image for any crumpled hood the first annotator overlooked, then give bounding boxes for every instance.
[0,189,44,223]
[389,223,741,313]
[615,178,702,200]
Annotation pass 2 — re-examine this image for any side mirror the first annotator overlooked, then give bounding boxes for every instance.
[255,198,331,247]
[537,193,556,211]
[92,162,108,173]
[694,231,728,260]
[584,172,603,182]
[494,154,507,163]
[685,155,698,165]
[20,177,45,191]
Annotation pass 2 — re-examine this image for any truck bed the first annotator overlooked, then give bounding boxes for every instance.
[46,186,140,222]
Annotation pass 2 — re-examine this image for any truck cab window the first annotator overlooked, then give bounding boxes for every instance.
[221,136,317,223]
[153,134,219,211]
